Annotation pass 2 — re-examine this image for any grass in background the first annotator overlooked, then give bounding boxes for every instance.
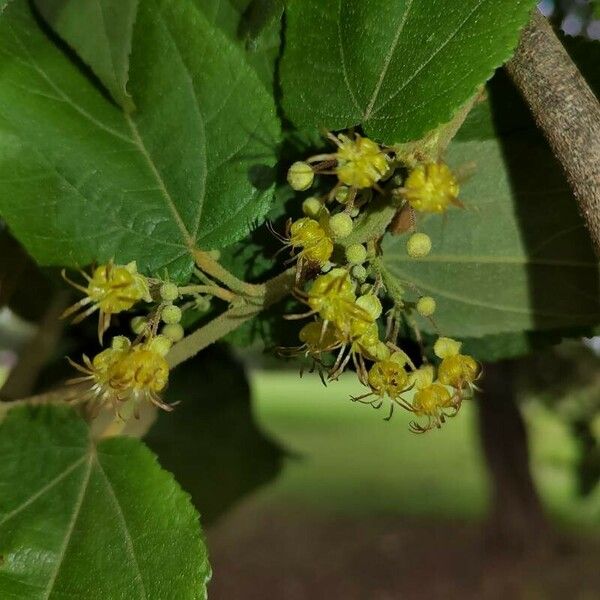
[248,371,600,529]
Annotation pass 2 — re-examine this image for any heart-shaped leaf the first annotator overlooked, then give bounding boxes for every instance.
[280,0,537,143]
[33,0,138,111]
[0,0,280,282]
[0,405,210,599]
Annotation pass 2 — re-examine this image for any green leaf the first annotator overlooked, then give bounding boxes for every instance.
[33,0,138,111]
[202,0,283,89]
[145,345,285,524]
[0,0,280,282]
[382,130,600,338]
[280,0,537,143]
[0,405,210,599]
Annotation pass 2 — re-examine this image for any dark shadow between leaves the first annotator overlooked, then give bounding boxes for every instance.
[144,344,286,525]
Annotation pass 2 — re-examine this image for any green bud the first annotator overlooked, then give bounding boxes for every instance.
[163,323,184,343]
[416,296,436,317]
[302,197,322,218]
[159,282,179,302]
[335,186,350,204]
[345,243,367,265]
[351,264,367,282]
[148,334,172,357]
[195,296,211,312]
[161,304,182,324]
[406,232,432,258]
[287,161,314,191]
[328,213,354,239]
[111,335,131,352]
[356,293,382,319]
[130,316,147,335]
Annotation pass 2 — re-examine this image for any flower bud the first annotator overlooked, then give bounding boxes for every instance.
[433,336,462,359]
[302,197,322,218]
[351,264,367,282]
[148,334,173,357]
[328,213,353,239]
[163,323,184,343]
[287,161,314,191]
[406,232,432,258]
[416,296,436,317]
[160,282,179,302]
[345,243,367,265]
[130,316,147,335]
[161,304,182,324]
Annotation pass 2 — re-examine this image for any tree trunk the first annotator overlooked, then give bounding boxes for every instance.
[478,360,550,556]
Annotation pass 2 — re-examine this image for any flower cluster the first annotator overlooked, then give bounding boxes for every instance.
[62,263,213,420]
[278,130,479,432]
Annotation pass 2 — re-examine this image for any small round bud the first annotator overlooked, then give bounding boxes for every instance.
[195,296,211,312]
[360,283,373,295]
[349,207,360,218]
[287,161,314,191]
[328,213,353,239]
[416,296,436,317]
[302,197,322,218]
[351,265,367,282]
[161,304,182,324]
[434,336,462,359]
[148,334,172,357]
[356,294,382,319]
[163,323,184,343]
[160,282,179,302]
[130,316,147,335]
[406,232,432,258]
[111,335,131,352]
[321,260,334,274]
[345,243,367,265]
[335,186,350,204]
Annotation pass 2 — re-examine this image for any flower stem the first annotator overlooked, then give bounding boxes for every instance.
[177,284,236,303]
[193,250,264,297]
[167,268,296,369]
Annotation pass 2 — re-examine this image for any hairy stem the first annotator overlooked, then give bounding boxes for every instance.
[507,10,600,255]
[194,250,265,297]
[167,268,296,369]
[177,284,236,303]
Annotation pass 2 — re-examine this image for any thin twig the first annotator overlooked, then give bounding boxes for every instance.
[167,268,296,369]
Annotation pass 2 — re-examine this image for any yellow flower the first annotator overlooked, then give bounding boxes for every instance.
[403,162,459,213]
[438,354,480,389]
[68,335,172,418]
[367,358,409,400]
[433,336,480,390]
[412,383,452,417]
[289,217,333,266]
[335,134,389,188]
[62,261,150,342]
[307,269,372,336]
[298,320,342,356]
